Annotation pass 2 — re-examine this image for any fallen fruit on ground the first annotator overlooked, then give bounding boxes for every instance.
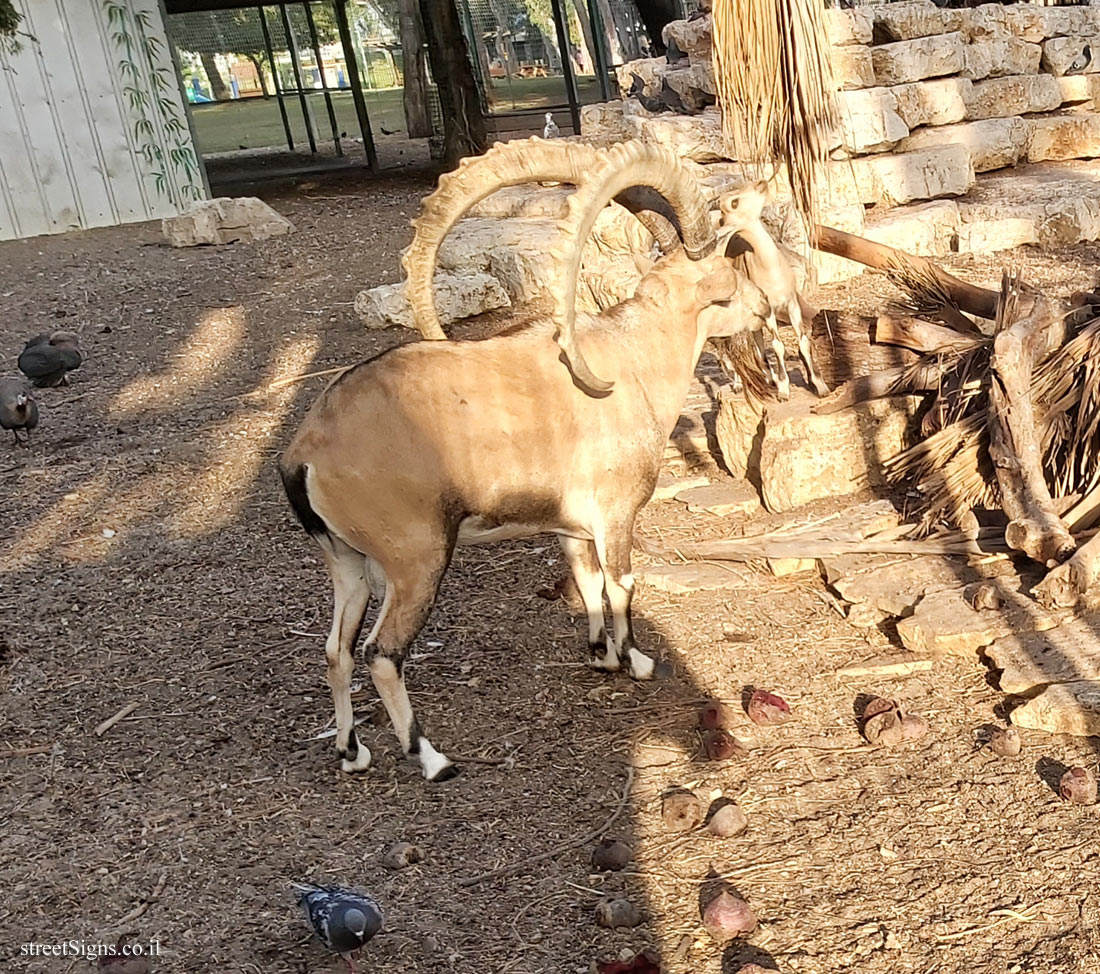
[701,888,757,942]
[1060,766,1098,804]
[662,789,704,831]
[591,837,632,872]
[595,896,643,928]
[747,688,792,726]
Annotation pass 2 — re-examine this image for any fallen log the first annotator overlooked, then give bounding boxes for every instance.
[814,225,999,323]
[874,315,982,355]
[1033,532,1100,608]
[986,276,1074,567]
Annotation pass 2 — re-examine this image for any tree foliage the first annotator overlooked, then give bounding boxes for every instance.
[0,0,21,38]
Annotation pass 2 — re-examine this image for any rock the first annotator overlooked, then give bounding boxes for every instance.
[1058,74,1100,107]
[833,45,876,90]
[961,38,1041,81]
[638,563,744,594]
[755,389,923,513]
[836,87,910,153]
[665,61,717,103]
[627,109,727,163]
[1060,766,1098,804]
[1035,5,1098,39]
[962,3,1010,41]
[469,186,571,219]
[714,393,763,479]
[382,841,423,870]
[436,216,558,273]
[595,896,643,929]
[892,77,972,129]
[580,101,634,144]
[830,555,977,618]
[664,15,712,60]
[1000,4,1046,44]
[162,197,293,246]
[1011,681,1100,737]
[956,216,1037,254]
[768,557,817,577]
[825,6,873,46]
[676,481,760,517]
[985,617,1100,694]
[836,657,935,680]
[898,117,1029,173]
[354,273,510,331]
[616,57,664,96]
[706,800,748,837]
[1028,114,1100,163]
[1041,35,1100,77]
[873,1,961,42]
[864,200,960,257]
[871,33,965,86]
[965,74,1062,121]
[850,143,974,207]
[652,473,709,501]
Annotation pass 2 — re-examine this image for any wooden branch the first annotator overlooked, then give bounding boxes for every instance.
[987,291,1075,566]
[813,361,944,414]
[814,226,1000,320]
[874,315,982,355]
[1063,483,1100,532]
[1034,531,1100,608]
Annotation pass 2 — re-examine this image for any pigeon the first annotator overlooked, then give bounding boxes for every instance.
[293,881,383,974]
[625,73,667,113]
[0,379,38,445]
[543,111,560,139]
[1067,44,1092,75]
[18,330,83,387]
[666,37,687,64]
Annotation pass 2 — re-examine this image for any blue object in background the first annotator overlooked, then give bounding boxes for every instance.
[230,77,239,99]
[336,67,346,88]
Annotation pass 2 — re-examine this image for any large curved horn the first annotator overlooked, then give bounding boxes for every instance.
[402,138,604,340]
[550,142,716,394]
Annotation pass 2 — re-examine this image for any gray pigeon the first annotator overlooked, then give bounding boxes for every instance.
[18,330,83,387]
[543,111,560,139]
[0,379,38,445]
[293,881,382,974]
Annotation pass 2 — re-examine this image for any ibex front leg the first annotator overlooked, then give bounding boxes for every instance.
[596,522,655,680]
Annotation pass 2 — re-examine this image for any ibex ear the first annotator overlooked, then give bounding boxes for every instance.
[694,260,739,305]
[753,179,769,195]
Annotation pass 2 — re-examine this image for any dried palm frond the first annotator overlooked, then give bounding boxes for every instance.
[712,0,837,232]
[710,330,774,405]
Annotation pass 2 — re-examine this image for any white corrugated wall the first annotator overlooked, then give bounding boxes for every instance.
[0,0,205,240]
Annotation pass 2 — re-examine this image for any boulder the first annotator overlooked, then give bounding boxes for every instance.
[833,45,876,90]
[871,33,965,86]
[1040,35,1100,77]
[469,186,571,220]
[964,74,1062,120]
[664,15,712,61]
[615,57,664,96]
[715,386,923,514]
[896,588,1011,656]
[850,143,974,206]
[897,116,1029,172]
[960,38,1041,81]
[1010,682,1100,737]
[436,217,558,273]
[873,1,962,42]
[355,273,510,331]
[580,101,635,144]
[627,110,728,162]
[836,87,909,154]
[1028,114,1100,163]
[825,6,873,46]
[863,200,960,257]
[162,197,293,246]
[892,77,972,129]
[956,216,1037,254]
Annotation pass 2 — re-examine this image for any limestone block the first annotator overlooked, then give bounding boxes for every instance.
[965,74,1062,120]
[663,15,712,60]
[873,1,961,41]
[1035,5,1099,40]
[987,618,1100,695]
[850,143,974,206]
[962,3,1011,41]
[961,37,1041,81]
[676,481,761,517]
[355,273,510,331]
[469,186,571,220]
[871,33,965,86]
[825,6,873,46]
[580,101,634,144]
[652,473,709,501]
[864,200,960,257]
[162,197,292,246]
[639,563,744,594]
[892,77,972,128]
[896,589,1010,656]
[956,216,1037,254]
[1010,682,1100,737]
[615,58,664,96]
[1041,35,1100,77]
[714,393,763,479]
[627,110,728,162]
[960,185,1100,248]
[898,116,1029,172]
[664,61,717,104]
[833,45,876,90]
[1028,114,1100,163]
[830,556,973,619]
[837,87,909,153]
[719,387,924,513]
[1058,74,1100,106]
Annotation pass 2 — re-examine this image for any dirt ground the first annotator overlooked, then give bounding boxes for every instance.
[2,169,1100,974]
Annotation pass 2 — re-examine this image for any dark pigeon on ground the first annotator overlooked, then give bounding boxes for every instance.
[666,37,687,64]
[293,881,383,974]
[0,379,38,445]
[18,330,82,387]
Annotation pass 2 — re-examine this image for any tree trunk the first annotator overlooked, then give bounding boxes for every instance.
[201,51,230,101]
[398,0,431,137]
[595,0,626,62]
[419,0,487,167]
[570,0,596,73]
[246,55,270,97]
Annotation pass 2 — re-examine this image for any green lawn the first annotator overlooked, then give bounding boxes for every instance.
[188,76,609,155]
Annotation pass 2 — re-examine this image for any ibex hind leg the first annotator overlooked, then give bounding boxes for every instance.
[787,298,829,398]
[320,537,373,773]
[369,555,459,782]
[559,535,617,672]
[765,311,791,401]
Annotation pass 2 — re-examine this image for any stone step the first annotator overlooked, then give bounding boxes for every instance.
[675,481,761,517]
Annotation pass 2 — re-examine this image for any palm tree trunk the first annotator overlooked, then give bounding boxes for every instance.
[398,0,431,137]
[201,51,230,101]
[569,0,596,73]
